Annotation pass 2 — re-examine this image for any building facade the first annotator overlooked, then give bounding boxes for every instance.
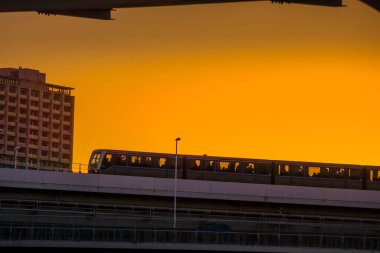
[0,67,74,171]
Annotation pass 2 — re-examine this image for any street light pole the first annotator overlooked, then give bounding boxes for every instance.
[14,146,20,169]
[174,137,181,229]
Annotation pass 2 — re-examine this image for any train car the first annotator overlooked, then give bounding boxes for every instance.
[88,149,380,191]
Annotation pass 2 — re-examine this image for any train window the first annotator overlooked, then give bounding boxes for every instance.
[335,168,347,179]
[292,165,304,177]
[130,156,141,166]
[205,161,215,171]
[308,166,320,177]
[218,161,230,171]
[159,158,167,168]
[142,156,152,167]
[113,154,128,166]
[278,164,290,176]
[245,163,255,174]
[234,162,240,172]
[101,153,113,169]
[189,159,201,170]
[255,163,270,175]
[348,168,361,180]
[370,169,380,181]
[320,167,331,178]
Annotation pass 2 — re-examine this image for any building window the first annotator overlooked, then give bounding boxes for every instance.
[63,134,70,141]
[64,96,71,103]
[31,90,40,97]
[63,144,70,150]
[20,99,27,105]
[42,141,49,147]
[21,88,28,95]
[9,86,17,93]
[54,94,61,101]
[53,133,60,139]
[64,106,71,112]
[43,92,50,99]
[42,132,49,138]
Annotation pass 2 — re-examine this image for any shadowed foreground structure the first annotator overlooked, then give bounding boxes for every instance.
[0,168,380,252]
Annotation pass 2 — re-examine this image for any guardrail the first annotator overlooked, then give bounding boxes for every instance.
[0,226,379,250]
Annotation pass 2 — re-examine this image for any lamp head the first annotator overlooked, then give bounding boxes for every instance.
[175,137,181,142]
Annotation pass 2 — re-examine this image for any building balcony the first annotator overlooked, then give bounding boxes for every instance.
[29,135,39,140]
[7,121,16,127]
[62,149,71,155]
[52,129,60,134]
[42,98,50,103]
[53,100,61,106]
[61,158,70,164]
[18,133,27,138]
[19,94,27,99]
[19,113,27,119]
[41,137,50,142]
[30,96,40,102]
[7,141,15,146]
[42,117,50,122]
[30,115,39,121]
[8,111,16,117]
[0,90,5,96]
[40,155,50,160]
[8,102,16,107]
[30,125,39,130]
[52,138,60,143]
[29,153,38,159]
[19,104,27,109]
[63,121,71,126]
[29,144,38,149]
[63,101,71,107]
[30,105,40,111]
[18,143,26,148]
[42,107,50,113]
[8,92,17,97]
[52,119,61,124]
[0,100,5,106]
[7,131,15,136]
[63,111,71,116]
[62,139,71,145]
[50,157,59,162]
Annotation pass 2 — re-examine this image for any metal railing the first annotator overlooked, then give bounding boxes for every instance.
[0,226,379,250]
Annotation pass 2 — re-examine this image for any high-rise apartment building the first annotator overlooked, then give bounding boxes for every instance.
[0,67,74,171]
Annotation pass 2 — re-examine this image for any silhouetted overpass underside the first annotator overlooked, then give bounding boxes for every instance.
[0,0,378,20]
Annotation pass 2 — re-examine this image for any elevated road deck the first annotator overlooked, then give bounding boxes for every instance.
[0,168,380,210]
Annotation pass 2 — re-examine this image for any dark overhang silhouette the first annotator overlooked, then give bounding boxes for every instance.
[0,0,378,20]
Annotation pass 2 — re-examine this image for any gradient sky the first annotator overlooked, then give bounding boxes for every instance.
[1,0,379,172]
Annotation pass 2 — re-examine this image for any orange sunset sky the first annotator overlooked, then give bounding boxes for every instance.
[1,0,379,171]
